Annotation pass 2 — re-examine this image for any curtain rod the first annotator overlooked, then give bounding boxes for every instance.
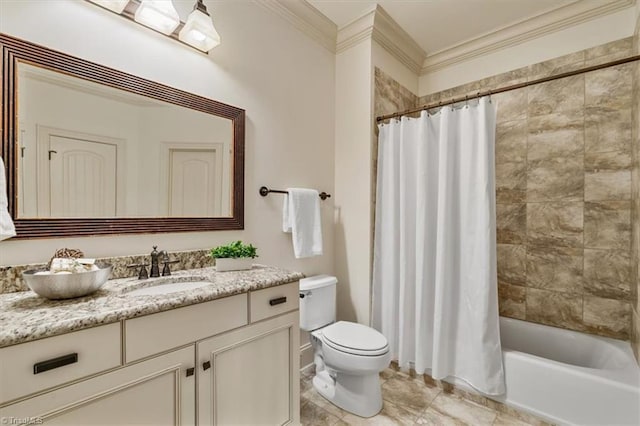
[376,54,640,123]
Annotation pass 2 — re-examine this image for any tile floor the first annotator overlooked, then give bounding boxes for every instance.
[300,367,550,426]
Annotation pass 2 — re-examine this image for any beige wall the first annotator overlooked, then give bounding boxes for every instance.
[0,1,335,281]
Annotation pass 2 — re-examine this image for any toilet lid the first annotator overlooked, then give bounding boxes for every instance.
[321,321,389,356]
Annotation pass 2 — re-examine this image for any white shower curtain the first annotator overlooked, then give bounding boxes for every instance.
[372,97,505,395]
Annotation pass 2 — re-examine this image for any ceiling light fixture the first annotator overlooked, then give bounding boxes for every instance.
[179,0,220,52]
[85,0,220,53]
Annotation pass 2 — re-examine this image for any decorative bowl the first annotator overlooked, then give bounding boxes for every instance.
[22,263,113,300]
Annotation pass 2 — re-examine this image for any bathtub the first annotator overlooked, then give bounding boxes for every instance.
[491,317,640,426]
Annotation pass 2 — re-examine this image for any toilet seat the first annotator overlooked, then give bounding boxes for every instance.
[321,321,389,357]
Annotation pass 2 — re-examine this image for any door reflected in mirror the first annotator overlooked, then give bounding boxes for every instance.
[17,62,233,219]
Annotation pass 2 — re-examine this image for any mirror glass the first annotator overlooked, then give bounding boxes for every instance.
[16,61,233,219]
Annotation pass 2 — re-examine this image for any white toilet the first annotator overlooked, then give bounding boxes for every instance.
[300,275,391,418]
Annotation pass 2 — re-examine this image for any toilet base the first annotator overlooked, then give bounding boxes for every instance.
[313,370,384,418]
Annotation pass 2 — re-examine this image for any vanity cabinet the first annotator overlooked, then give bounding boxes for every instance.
[198,311,299,425]
[0,281,300,425]
[1,346,195,425]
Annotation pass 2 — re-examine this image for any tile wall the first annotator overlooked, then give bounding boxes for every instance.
[375,37,637,340]
[631,15,640,362]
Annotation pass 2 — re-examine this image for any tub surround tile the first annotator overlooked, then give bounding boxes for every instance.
[583,296,631,339]
[526,246,583,295]
[585,64,633,110]
[496,161,527,203]
[498,283,526,320]
[584,107,632,154]
[527,109,584,161]
[584,249,632,300]
[375,68,418,117]
[585,170,631,201]
[584,150,632,171]
[526,288,584,331]
[528,51,584,80]
[526,202,583,248]
[0,265,304,347]
[526,156,584,202]
[479,67,529,91]
[494,89,527,123]
[496,119,527,163]
[527,75,584,117]
[497,244,526,286]
[584,201,631,250]
[497,203,527,244]
[584,37,633,66]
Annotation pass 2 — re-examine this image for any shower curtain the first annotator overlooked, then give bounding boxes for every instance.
[372,97,505,395]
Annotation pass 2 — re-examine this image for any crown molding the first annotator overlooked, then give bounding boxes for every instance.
[336,5,426,74]
[254,0,337,53]
[421,0,636,74]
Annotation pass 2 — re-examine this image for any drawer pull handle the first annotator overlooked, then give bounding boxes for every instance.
[269,296,287,306]
[203,361,211,371]
[186,367,195,377]
[33,353,78,375]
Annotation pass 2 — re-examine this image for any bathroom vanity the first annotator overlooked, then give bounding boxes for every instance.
[0,266,302,425]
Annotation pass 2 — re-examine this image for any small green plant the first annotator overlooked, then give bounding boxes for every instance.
[209,241,258,259]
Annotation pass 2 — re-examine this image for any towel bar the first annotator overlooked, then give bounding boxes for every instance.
[259,186,331,201]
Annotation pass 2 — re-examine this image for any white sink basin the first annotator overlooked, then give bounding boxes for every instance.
[127,281,211,296]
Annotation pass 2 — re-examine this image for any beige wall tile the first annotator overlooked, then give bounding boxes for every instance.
[584,107,632,154]
[526,287,584,330]
[527,156,584,202]
[584,201,631,250]
[527,109,584,161]
[583,296,631,339]
[498,283,526,320]
[496,162,526,203]
[585,64,633,109]
[584,249,632,300]
[496,119,527,163]
[497,203,526,244]
[585,170,631,201]
[526,246,583,294]
[528,75,584,117]
[585,150,632,171]
[526,202,583,248]
[528,51,585,80]
[493,89,527,123]
[497,244,526,286]
[584,37,634,66]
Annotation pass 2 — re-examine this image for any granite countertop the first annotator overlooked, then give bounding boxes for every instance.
[0,265,304,348]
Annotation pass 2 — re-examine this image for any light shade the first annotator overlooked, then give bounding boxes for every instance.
[179,2,220,52]
[88,0,129,14]
[134,0,180,35]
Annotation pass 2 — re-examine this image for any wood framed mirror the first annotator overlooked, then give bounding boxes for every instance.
[1,33,244,239]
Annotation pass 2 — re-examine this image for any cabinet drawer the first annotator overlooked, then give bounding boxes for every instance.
[0,323,121,405]
[125,293,248,363]
[250,281,299,323]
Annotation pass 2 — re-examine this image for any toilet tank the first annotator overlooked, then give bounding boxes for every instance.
[299,275,337,331]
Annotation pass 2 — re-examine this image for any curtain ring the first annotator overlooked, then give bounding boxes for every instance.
[465,95,469,108]
[488,90,492,103]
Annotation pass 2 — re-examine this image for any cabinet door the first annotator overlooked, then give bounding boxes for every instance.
[198,311,300,426]
[0,346,195,426]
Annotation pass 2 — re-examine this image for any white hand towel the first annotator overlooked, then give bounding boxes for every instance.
[282,188,323,258]
[0,157,16,241]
